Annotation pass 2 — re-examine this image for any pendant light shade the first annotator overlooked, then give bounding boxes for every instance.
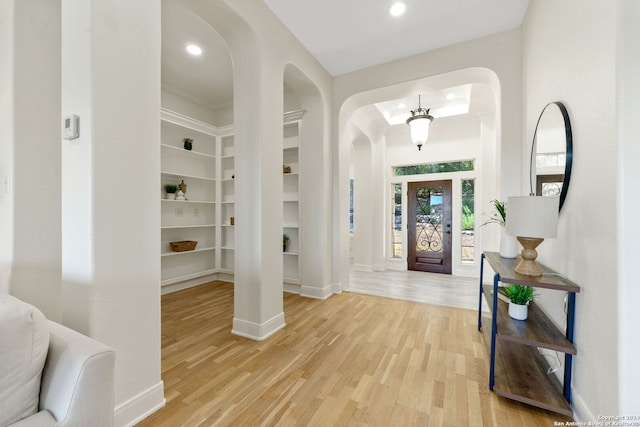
[406,95,434,151]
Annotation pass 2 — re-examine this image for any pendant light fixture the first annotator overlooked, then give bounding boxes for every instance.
[405,95,434,151]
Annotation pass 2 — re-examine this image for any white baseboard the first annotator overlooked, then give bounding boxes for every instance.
[114,381,165,427]
[283,282,301,294]
[373,264,386,272]
[300,283,333,300]
[333,282,342,293]
[160,273,220,295]
[571,389,595,422]
[351,264,374,272]
[232,312,285,341]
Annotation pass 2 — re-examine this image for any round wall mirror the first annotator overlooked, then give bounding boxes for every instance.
[529,102,573,211]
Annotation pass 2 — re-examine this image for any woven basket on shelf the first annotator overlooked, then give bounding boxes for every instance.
[169,240,198,252]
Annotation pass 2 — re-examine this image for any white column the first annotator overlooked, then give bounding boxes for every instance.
[60,0,163,423]
[370,135,387,271]
[352,137,373,271]
[231,57,286,340]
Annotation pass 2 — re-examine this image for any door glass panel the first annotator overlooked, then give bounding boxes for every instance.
[391,183,402,258]
[461,179,475,262]
[415,186,443,253]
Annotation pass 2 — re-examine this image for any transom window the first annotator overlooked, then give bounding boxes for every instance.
[393,160,474,176]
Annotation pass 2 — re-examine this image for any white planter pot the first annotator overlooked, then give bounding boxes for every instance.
[166,193,176,200]
[508,302,528,320]
[500,229,518,258]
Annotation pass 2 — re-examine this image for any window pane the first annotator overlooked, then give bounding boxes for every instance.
[393,160,474,176]
[391,183,402,258]
[461,179,475,262]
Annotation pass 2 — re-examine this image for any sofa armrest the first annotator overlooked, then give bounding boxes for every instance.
[8,410,57,427]
[39,321,115,427]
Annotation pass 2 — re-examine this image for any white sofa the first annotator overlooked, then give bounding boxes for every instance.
[1,295,115,427]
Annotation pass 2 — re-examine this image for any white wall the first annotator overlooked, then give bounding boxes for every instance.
[161,88,217,125]
[0,0,15,294]
[9,0,62,320]
[617,0,640,414]
[523,0,627,419]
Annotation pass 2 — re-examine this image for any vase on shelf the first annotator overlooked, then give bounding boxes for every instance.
[499,228,518,258]
[166,192,176,200]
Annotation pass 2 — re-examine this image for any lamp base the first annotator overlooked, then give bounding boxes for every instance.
[514,237,544,277]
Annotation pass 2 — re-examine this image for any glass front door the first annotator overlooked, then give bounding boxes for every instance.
[407,180,452,274]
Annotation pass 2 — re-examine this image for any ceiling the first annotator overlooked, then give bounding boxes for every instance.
[263,0,529,77]
[161,0,529,124]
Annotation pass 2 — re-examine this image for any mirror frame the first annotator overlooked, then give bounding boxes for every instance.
[529,101,573,211]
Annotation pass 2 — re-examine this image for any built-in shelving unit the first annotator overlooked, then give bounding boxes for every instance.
[160,109,224,290]
[219,134,235,275]
[478,252,580,416]
[283,111,304,292]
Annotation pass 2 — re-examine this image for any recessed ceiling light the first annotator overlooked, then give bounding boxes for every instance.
[446,93,456,101]
[186,44,202,56]
[389,2,406,17]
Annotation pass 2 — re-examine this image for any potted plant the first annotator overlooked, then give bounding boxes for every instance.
[183,137,193,151]
[283,234,290,252]
[164,184,178,200]
[481,199,517,258]
[502,284,536,320]
[482,199,506,227]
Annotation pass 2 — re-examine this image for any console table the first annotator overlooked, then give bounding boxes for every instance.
[478,252,580,416]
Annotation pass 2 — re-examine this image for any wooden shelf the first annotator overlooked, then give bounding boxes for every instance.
[483,286,576,353]
[479,252,579,417]
[484,252,580,293]
[161,246,215,257]
[494,340,572,416]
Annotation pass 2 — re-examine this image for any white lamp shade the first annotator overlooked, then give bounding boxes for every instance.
[409,118,430,145]
[506,196,559,238]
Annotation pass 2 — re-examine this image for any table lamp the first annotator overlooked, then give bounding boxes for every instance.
[506,195,559,276]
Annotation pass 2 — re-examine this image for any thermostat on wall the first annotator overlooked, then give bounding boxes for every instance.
[63,114,79,140]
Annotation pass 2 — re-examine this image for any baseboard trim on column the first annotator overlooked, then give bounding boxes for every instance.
[114,380,165,427]
[232,312,285,341]
[300,283,333,300]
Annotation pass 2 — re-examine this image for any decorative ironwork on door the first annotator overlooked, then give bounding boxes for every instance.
[415,187,444,253]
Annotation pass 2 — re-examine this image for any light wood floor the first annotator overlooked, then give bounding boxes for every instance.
[349,270,484,311]
[137,280,571,426]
